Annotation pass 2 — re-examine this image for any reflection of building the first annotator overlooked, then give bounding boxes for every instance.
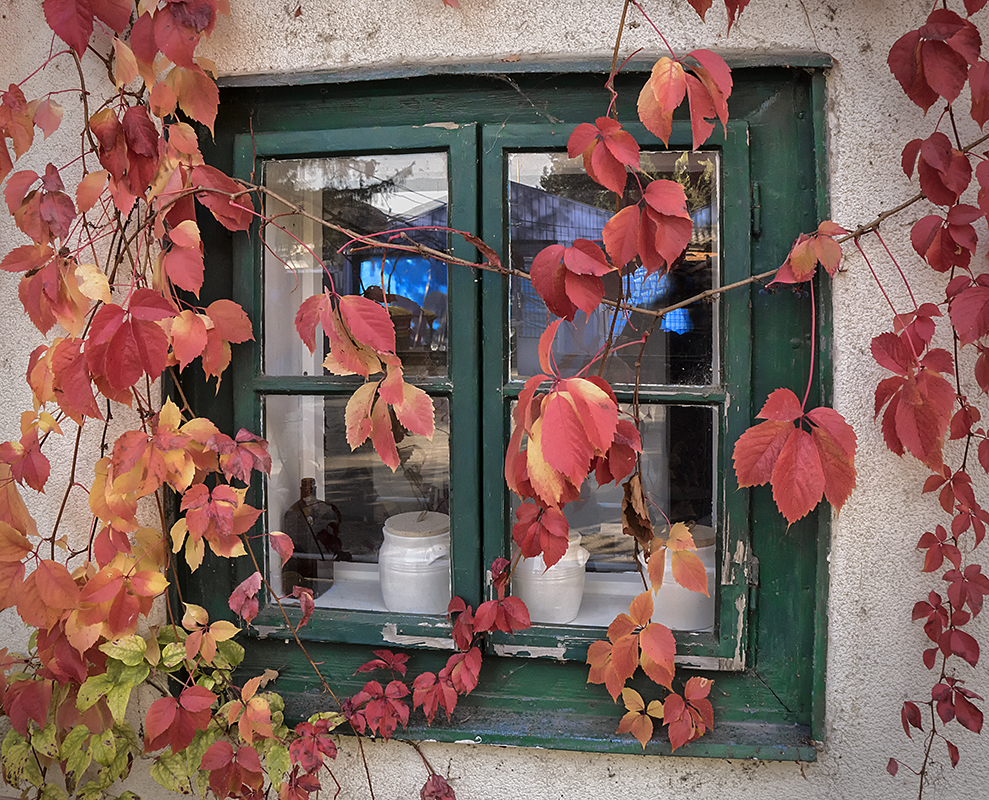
[507,179,714,385]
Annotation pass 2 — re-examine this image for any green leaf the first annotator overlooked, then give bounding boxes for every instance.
[41,783,68,800]
[106,659,150,687]
[215,638,245,669]
[307,710,346,731]
[182,727,216,775]
[266,743,291,791]
[151,751,193,794]
[101,744,134,788]
[78,673,114,711]
[89,729,117,767]
[106,683,135,723]
[77,779,106,800]
[31,722,59,759]
[161,642,187,668]
[2,729,34,787]
[61,725,93,787]
[100,635,147,667]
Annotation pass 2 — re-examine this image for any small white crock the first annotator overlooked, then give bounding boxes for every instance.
[378,511,451,614]
[513,534,590,624]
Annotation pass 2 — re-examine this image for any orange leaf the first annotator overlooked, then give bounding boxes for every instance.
[639,621,676,684]
[394,382,434,439]
[646,546,665,592]
[671,550,709,596]
[638,58,686,145]
[628,590,654,627]
[0,521,32,562]
[34,559,80,610]
[370,399,399,471]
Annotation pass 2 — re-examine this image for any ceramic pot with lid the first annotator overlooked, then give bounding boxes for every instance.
[378,511,451,614]
[513,534,590,624]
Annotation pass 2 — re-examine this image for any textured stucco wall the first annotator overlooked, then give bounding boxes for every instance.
[4,1,989,799]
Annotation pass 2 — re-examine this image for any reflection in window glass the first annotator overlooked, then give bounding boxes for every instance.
[265,394,450,611]
[508,150,719,386]
[263,153,449,378]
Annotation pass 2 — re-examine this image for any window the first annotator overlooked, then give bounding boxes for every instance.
[186,64,831,758]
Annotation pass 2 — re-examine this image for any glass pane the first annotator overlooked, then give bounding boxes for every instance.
[578,404,716,572]
[508,151,719,386]
[510,404,716,630]
[263,153,450,378]
[265,394,451,612]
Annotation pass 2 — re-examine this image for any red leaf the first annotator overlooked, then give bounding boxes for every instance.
[530,244,575,321]
[889,11,981,110]
[154,3,206,68]
[229,572,262,623]
[684,73,716,150]
[947,739,960,768]
[950,284,989,345]
[92,0,130,32]
[886,758,899,777]
[338,294,396,354]
[757,387,804,422]
[603,205,640,269]
[972,60,989,128]
[894,368,955,470]
[771,427,825,524]
[955,693,983,732]
[688,49,731,130]
[806,407,857,512]
[685,0,712,20]
[420,774,456,800]
[901,700,924,737]
[732,419,793,487]
[292,585,315,628]
[192,165,254,231]
[43,0,94,57]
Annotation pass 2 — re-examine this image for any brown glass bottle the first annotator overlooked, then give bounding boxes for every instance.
[281,477,342,598]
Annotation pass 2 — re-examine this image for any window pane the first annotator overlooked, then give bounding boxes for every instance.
[265,394,451,612]
[263,153,450,378]
[510,404,716,630]
[508,151,719,386]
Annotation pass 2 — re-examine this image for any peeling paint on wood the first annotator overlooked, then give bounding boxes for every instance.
[494,643,567,659]
[380,622,456,649]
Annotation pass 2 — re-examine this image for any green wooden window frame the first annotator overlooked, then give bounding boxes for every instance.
[186,65,831,759]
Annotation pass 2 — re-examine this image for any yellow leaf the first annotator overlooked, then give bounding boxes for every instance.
[208,620,240,642]
[184,534,204,572]
[158,398,182,431]
[182,603,208,630]
[112,39,139,88]
[169,519,189,554]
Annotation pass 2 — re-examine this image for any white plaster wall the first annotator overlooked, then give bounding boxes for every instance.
[4,1,989,799]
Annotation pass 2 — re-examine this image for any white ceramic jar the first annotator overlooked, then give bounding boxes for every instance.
[378,511,451,614]
[513,534,590,624]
